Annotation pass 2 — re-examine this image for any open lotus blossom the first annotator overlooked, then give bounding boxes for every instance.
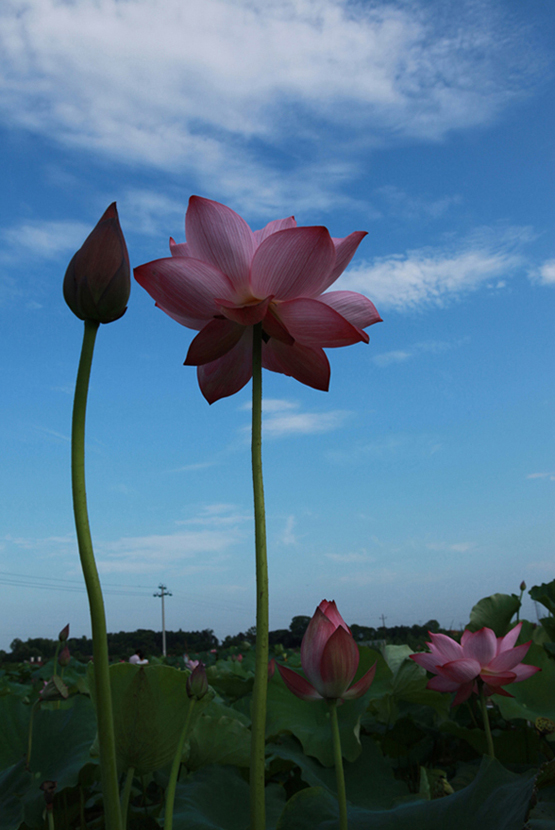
[278,600,376,702]
[134,196,381,403]
[410,623,541,706]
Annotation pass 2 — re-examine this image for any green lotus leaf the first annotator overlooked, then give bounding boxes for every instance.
[467,593,521,636]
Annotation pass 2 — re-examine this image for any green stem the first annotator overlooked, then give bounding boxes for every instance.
[120,766,135,829]
[328,701,348,830]
[479,685,495,759]
[164,698,196,830]
[249,324,269,830]
[71,319,122,830]
[47,808,55,830]
[26,700,39,769]
[53,642,60,677]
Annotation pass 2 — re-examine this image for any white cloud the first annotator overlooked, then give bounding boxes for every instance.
[281,516,298,546]
[1,220,90,262]
[374,185,462,221]
[263,409,350,437]
[529,259,555,286]
[373,337,468,367]
[0,1,543,210]
[339,227,532,312]
[527,472,555,481]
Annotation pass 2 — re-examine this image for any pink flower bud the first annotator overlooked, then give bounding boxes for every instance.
[268,658,276,680]
[58,624,70,642]
[64,203,130,324]
[278,600,376,702]
[186,663,208,700]
[520,581,526,591]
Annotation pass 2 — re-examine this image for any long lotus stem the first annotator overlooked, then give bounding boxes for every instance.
[478,685,495,759]
[328,700,348,830]
[71,319,122,830]
[120,766,135,829]
[26,700,39,769]
[164,697,197,830]
[249,323,269,830]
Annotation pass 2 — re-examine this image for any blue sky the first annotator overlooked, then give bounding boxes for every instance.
[0,0,553,652]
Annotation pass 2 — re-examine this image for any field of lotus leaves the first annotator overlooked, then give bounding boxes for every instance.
[1,584,554,830]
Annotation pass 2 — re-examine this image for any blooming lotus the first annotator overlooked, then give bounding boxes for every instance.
[278,600,376,701]
[134,197,381,403]
[410,623,541,706]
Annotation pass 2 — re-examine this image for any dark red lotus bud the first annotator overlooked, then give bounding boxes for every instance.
[58,646,71,667]
[186,663,208,700]
[63,203,130,323]
[58,623,70,642]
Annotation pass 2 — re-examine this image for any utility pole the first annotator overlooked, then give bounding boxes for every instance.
[380,614,387,644]
[153,584,172,657]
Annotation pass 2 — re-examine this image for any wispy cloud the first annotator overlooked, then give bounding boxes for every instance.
[339,227,533,312]
[241,398,351,438]
[1,220,89,262]
[281,516,298,546]
[373,337,468,367]
[0,1,544,213]
[328,432,442,464]
[526,472,555,481]
[176,503,251,527]
[374,185,462,221]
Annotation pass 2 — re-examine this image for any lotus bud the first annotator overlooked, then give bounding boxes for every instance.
[186,663,208,700]
[63,203,130,323]
[58,623,70,642]
[520,581,526,591]
[58,646,71,667]
[268,658,276,680]
[39,675,69,701]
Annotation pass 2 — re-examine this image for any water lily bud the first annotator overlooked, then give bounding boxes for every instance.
[58,646,71,667]
[186,663,208,700]
[58,623,70,642]
[63,203,130,323]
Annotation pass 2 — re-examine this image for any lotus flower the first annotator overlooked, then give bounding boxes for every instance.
[134,197,381,403]
[410,623,541,706]
[278,600,376,701]
[64,203,130,324]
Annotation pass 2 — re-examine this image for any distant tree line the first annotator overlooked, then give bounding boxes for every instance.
[1,617,449,663]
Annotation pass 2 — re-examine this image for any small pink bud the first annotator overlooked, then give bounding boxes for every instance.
[63,203,130,324]
[237,653,243,663]
[58,646,71,667]
[268,658,276,680]
[58,624,70,642]
[186,663,208,700]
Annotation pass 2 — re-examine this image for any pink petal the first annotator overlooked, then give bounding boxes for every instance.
[497,622,522,654]
[196,328,252,404]
[262,339,330,391]
[184,319,246,366]
[435,658,481,683]
[277,664,322,701]
[486,683,513,698]
[185,196,255,295]
[319,600,350,633]
[134,257,234,328]
[427,675,461,693]
[461,628,497,667]
[250,227,335,301]
[253,216,297,247]
[511,663,541,682]
[342,662,377,700]
[427,632,464,662]
[215,296,271,326]
[318,291,382,330]
[479,670,516,687]
[410,652,443,674]
[274,298,369,347]
[169,238,192,258]
[486,642,532,674]
[318,232,368,293]
[317,625,360,699]
[261,307,295,345]
[301,608,336,689]
[452,681,476,706]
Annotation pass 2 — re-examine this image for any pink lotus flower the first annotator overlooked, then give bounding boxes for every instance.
[410,622,540,706]
[278,600,376,702]
[134,197,381,403]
